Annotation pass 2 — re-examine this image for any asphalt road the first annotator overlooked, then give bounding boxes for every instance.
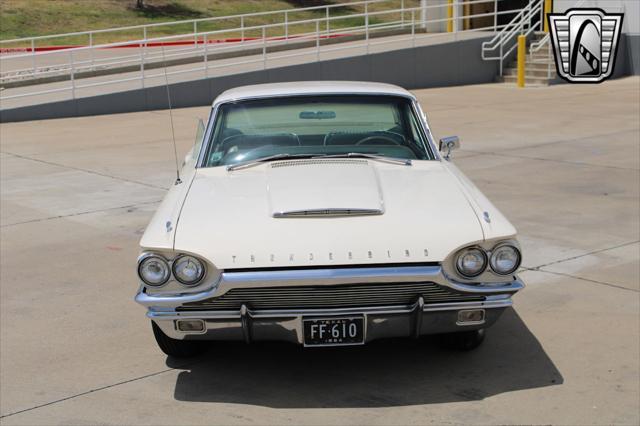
[1,77,638,425]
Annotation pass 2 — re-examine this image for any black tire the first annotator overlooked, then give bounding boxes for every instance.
[151,321,206,358]
[439,329,486,351]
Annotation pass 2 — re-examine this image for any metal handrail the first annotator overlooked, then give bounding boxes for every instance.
[0,0,518,83]
[0,0,388,45]
[481,0,543,75]
[0,1,527,106]
[529,0,590,55]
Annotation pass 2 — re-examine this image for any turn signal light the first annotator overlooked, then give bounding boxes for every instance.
[457,309,485,325]
[176,320,205,333]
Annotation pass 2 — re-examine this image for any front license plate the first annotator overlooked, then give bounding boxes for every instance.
[303,317,364,346]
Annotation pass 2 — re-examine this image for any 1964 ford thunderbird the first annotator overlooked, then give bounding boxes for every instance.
[135,81,524,357]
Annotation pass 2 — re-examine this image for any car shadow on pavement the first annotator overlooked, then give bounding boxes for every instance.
[171,308,562,408]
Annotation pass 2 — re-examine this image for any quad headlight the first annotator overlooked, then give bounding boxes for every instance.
[489,245,521,275]
[455,247,488,277]
[138,255,171,286]
[172,255,206,285]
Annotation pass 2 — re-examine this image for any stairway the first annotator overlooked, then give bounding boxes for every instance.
[499,32,557,86]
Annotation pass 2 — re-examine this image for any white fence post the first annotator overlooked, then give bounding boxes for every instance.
[284,11,288,40]
[89,33,94,70]
[262,26,267,69]
[326,6,330,35]
[140,40,145,88]
[241,16,245,42]
[70,50,76,100]
[494,0,498,32]
[31,39,36,75]
[316,20,320,61]
[365,2,369,53]
[194,21,198,46]
[411,9,415,47]
[204,33,209,78]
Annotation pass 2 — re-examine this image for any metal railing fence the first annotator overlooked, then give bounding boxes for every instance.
[1,0,525,107]
[481,0,544,75]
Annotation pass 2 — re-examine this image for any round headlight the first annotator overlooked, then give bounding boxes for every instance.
[138,255,170,286]
[172,255,205,285]
[456,247,488,277]
[490,245,521,275]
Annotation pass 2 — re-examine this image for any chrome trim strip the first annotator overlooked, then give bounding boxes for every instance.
[136,285,221,307]
[220,265,442,286]
[146,298,513,320]
[136,265,524,308]
[217,266,524,294]
[273,208,383,218]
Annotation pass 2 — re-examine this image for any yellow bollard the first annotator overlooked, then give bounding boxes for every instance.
[517,35,526,88]
[543,0,552,33]
[447,0,454,33]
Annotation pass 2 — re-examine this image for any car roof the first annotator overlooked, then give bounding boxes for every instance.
[212,81,416,106]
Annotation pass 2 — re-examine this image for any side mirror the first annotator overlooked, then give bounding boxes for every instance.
[439,136,460,160]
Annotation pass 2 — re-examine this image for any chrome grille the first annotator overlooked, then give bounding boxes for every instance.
[178,282,485,311]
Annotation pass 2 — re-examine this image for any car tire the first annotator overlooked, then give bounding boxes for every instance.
[151,321,205,358]
[439,329,485,351]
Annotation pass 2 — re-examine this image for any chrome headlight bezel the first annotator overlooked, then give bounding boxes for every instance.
[171,255,206,286]
[455,246,488,278]
[489,244,521,275]
[137,253,171,287]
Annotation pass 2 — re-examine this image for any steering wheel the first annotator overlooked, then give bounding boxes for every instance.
[355,135,403,146]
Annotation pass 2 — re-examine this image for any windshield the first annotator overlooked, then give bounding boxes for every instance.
[203,95,434,167]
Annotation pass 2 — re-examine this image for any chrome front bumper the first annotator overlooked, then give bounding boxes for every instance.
[135,265,524,343]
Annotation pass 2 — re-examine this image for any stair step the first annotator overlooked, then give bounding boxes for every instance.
[500,75,553,85]
[504,68,556,77]
[529,53,552,59]
[507,62,555,70]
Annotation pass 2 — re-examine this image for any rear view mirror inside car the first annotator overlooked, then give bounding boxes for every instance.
[299,111,336,119]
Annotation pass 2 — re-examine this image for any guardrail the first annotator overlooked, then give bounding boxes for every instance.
[481,0,544,75]
[0,0,525,108]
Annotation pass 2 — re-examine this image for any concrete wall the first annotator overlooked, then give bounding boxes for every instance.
[1,37,498,123]
[627,34,640,75]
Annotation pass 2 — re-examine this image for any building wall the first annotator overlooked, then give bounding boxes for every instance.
[551,0,639,78]
[553,0,639,34]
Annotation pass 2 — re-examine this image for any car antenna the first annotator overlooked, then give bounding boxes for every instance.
[160,44,182,185]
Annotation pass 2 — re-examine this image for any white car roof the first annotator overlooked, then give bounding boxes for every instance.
[213,81,415,105]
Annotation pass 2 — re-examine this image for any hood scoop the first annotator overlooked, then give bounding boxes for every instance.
[267,159,384,218]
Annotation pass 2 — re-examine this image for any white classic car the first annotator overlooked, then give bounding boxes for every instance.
[135,81,524,357]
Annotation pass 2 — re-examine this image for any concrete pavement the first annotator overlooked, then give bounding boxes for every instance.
[0,77,638,425]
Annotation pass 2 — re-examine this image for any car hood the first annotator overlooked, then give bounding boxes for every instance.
[174,159,490,269]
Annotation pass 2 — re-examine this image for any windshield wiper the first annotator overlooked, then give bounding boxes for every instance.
[226,153,314,171]
[227,152,412,171]
[312,152,412,166]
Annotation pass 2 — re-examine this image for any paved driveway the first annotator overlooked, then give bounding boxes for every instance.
[1,77,638,425]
